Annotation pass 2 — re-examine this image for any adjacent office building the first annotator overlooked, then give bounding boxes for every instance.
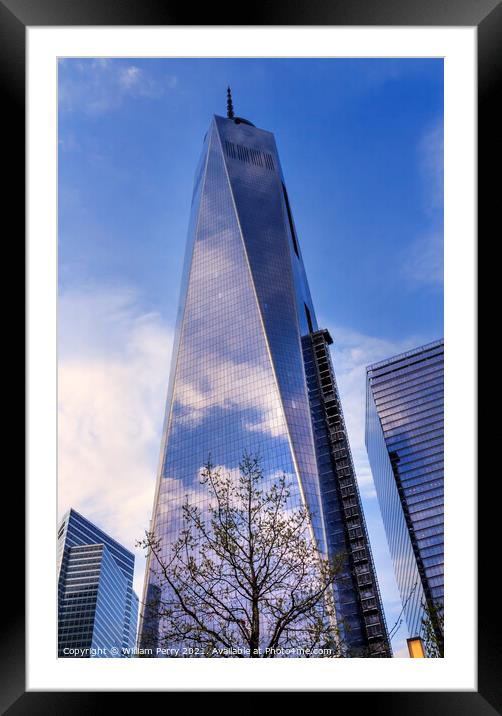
[139,92,390,656]
[58,508,139,657]
[365,340,444,645]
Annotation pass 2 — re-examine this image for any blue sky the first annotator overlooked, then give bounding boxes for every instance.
[58,57,443,658]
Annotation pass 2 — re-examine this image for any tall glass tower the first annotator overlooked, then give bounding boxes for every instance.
[58,508,139,657]
[140,94,390,656]
[365,340,444,647]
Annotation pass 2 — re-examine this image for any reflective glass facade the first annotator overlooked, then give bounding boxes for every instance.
[140,113,389,655]
[58,509,138,657]
[365,340,444,641]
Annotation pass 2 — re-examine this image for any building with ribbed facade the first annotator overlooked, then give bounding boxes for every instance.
[58,508,139,657]
[365,340,444,647]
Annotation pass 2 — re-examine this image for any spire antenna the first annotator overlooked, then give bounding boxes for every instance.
[226,86,235,119]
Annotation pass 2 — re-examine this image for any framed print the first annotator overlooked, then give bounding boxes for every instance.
[3,0,494,708]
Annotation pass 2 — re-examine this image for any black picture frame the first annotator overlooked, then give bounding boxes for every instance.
[4,0,492,709]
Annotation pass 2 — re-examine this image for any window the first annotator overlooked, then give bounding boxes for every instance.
[223,140,274,171]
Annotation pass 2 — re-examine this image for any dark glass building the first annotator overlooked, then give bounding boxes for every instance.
[58,508,139,657]
[365,340,444,645]
[140,96,390,656]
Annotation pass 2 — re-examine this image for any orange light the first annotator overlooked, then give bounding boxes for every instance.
[407,637,426,658]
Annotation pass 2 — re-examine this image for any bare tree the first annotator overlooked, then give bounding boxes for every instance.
[138,452,345,658]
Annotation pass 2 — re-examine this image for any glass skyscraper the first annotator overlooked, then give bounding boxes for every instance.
[140,97,390,656]
[365,340,444,646]
[58,508,139,657]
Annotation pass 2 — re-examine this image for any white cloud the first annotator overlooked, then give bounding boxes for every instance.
[173,356,287,440]
[323,323,426,495]
[400,120,444,288]
[58,286,173,596]
[401,230,443,286]
[418,120,444,214]
[119,65,141,89]
[58,59,178,116]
